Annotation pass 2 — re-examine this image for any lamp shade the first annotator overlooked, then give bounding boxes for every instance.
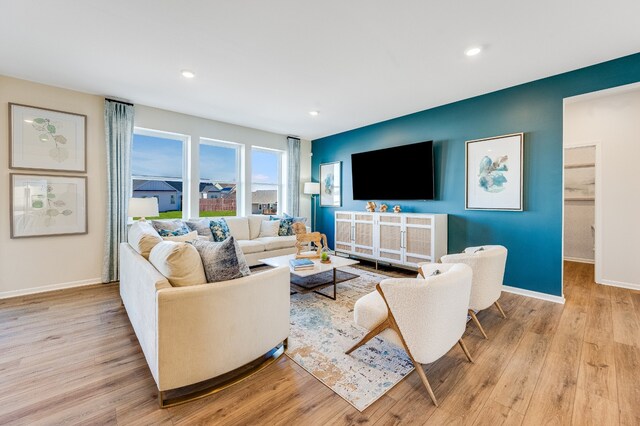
[303,182,320,195]
[128,197,159,218]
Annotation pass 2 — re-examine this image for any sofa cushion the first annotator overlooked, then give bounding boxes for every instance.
[128,221,163,259]
[185,219,213,240]
[237,239,267,254]
[190,237,251,283]
[151,219,185,233]
[163,230,199,242]
[259,219,280,238]
[284,213,307,225]
[248,215,265,240]
[209,218,230,242]
[156,224,190,237]
[271,216,294,236]
[254,235,297,251]
[224,217,250,241]
[149,241,206,287]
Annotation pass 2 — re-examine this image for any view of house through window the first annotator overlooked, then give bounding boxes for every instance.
[251,148,283,215]
[199,139,240,217]
[131,130,186,219]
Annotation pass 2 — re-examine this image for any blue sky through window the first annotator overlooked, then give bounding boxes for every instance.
[200,143,237,182]
[252,149,279,184]
[132,135,183,179]
[132,134,280,185]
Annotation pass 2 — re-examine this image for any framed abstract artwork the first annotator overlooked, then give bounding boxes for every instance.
[465,133,524,211]
[10,173,88,238]
[9,103,87,172]
[320,161,341,207]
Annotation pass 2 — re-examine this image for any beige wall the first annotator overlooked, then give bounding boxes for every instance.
[564,83,640,289]
[0,76,106,297]
[0,77,312,297]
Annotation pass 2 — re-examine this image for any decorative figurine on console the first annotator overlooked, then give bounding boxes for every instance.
[366,201,377,212]
[393,205,402,213]
[379,203,388,212]
[292,222,328,259]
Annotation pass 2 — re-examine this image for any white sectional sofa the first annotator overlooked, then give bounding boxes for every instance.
[119,215,297,406]
[222,216,298,266]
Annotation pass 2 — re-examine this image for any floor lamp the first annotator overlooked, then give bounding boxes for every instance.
[304,182,320,231]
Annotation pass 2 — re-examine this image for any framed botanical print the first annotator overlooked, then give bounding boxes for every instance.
[320,161,341,207]
[9,103,87,172]
[10,173,88,238]
[465,133,524,211]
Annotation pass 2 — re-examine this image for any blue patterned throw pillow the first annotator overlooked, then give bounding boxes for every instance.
[157,225,189,237]
[271,216,294,236]
[209,218,230,242]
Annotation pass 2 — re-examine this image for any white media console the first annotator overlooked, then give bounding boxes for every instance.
[333,211,447,269]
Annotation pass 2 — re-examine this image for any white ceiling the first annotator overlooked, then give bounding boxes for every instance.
[1,1,640,140]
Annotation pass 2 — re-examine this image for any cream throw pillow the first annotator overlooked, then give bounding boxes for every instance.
[258,219,280,238]
[149,241,206,287]
[128,221,163,259]
[162,230,198,242]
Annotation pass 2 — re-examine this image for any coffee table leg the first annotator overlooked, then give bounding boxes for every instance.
[310,268,338,300]
[333,268,337,300]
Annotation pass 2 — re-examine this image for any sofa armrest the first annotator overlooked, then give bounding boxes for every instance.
[119,242,171,386]
[155,266,290,391]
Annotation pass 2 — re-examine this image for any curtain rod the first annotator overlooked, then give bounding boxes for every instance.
[105,98,134,106]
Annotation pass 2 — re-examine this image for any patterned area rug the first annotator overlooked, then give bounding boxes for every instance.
[287,266,414,412]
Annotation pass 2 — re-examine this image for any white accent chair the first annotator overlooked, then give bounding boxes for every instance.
[346,263,474,406]
[440,245,508,339]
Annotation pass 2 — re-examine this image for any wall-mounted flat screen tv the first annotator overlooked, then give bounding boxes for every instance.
[351,141,434,200]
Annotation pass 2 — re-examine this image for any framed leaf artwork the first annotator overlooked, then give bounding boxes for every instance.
[10,173,88,238]
[9,103,87,173]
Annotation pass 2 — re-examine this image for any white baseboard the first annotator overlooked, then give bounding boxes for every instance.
[502,285,565,304]
[0,277,103,300]
[564,257,595,264]
[598,279,640,292]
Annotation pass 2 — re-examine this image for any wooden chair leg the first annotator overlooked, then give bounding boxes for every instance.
[468,309,488,339]
[413,362,438,407]
[345,319,390,355]
[494,301,507,319]
[458,338,474,363]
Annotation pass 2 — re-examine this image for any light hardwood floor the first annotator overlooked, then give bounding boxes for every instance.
[0,261,638,425]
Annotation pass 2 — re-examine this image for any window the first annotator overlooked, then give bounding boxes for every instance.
[131,129,187,219]
[251,147,283,216]
[199,139,241,217]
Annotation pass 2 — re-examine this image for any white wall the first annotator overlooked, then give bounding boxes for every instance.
[0,76,311,297]
[0,76,106,297]
[134,105,312,220]
[563,147,595,262]
[564,84,640,289]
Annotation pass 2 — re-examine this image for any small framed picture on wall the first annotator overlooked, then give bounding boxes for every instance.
[465,133,524,211]
[9,103,87,173]
[320,161,342,207]
[10,173,88,238]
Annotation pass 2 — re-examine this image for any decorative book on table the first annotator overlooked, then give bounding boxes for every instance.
[290,258,315,270]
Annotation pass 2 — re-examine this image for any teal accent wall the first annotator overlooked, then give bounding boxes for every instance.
[311,52,640,297]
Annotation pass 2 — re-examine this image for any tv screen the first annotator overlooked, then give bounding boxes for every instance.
[351,141,434,200]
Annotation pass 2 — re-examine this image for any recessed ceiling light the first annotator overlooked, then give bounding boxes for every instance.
[23,119,33,123]
[309,111,319,116]
[181,70,195,79]
[465,47,482,57]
